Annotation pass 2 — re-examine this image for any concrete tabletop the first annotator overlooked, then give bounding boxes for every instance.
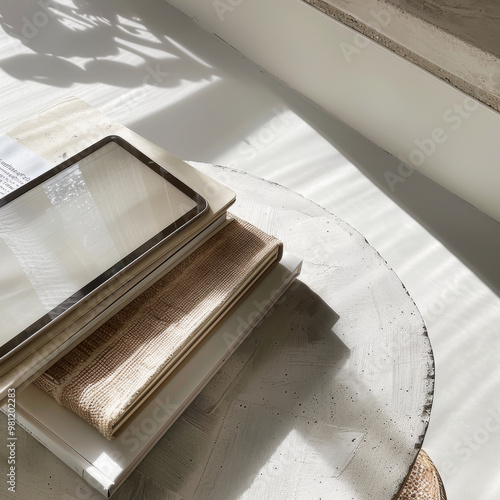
[1,2,500,497]
[0,164,434,499]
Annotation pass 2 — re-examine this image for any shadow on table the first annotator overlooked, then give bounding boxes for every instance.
[132,280,415,499]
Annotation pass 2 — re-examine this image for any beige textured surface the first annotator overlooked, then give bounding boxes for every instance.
[304,0,500,112]
[386,0,500,58]
[397,449,447,500]
[34,217,282,439]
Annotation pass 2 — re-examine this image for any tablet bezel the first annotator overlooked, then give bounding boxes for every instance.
[0,135,208,360]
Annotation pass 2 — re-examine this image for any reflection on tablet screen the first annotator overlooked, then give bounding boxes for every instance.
[0,137,206,359]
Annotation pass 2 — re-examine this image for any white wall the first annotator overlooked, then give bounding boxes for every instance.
[166,0,500,223]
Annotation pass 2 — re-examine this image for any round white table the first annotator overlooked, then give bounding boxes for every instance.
[2,165,434,500]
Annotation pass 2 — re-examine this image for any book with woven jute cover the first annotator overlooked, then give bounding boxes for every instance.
[0,98,236,400]
[34,217,282,439]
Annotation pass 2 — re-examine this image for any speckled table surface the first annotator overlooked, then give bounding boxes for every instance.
[1,4,499,495]
[0,165,434,499]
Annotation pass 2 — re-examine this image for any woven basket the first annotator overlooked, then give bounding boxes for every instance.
[397,450,447,500]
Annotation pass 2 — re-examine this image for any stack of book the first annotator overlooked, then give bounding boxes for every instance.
[0,99,301,497]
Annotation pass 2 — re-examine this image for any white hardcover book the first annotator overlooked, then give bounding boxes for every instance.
[0,99,237,396]
[6,252,302,498]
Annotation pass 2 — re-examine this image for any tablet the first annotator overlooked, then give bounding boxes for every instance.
[0,136,207,360]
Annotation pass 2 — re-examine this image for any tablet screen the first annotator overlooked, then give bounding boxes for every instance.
[0,136,206,359]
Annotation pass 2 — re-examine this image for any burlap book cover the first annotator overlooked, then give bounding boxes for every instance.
[0,98,236,400]
[34,217,282,439]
